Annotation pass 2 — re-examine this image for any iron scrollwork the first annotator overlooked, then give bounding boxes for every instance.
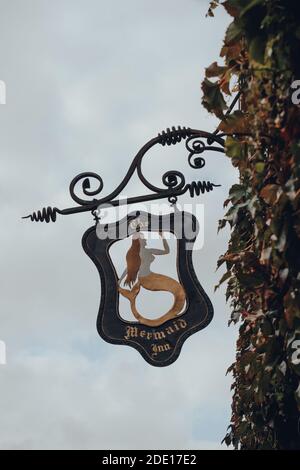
[23,126,225,222]
[23,125,230,366]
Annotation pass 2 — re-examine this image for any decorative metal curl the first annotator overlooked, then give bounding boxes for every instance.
[23,125,225,223]
[186,135,225,171]
[69,172,104,205]
[186,136,206,155]
[162,171,186,191]
[188,154,206,169]
[22,206,61,223]
[187,181,221,198]
[158,126,191,146]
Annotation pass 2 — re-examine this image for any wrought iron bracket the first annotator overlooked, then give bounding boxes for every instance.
[23,126,228,223]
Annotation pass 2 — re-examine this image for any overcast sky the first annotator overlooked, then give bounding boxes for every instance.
[0,0,238,450]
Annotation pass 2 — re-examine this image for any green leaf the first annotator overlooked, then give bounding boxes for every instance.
[229,183,246,202]
[225,20,243,45]
[202,78,227,119]
[235,271,265,288]
[255,162,265,173]
[225,136,247,161]
[249,36,266,64]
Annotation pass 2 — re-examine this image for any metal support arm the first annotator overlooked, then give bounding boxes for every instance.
[23,126,226,223]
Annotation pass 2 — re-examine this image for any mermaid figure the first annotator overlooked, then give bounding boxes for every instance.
[118,232,186,327]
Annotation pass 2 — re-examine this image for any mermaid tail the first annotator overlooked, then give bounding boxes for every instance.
[118,282,140,302]
[119,273,186,327]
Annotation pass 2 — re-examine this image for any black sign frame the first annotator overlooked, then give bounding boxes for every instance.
[82,210,213,367]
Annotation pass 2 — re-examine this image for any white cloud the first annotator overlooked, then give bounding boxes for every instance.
[0,332,234,450]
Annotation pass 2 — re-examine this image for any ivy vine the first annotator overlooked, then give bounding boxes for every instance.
[203,0,300,449]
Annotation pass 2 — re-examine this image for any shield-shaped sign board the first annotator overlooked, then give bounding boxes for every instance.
[82,210,213,366]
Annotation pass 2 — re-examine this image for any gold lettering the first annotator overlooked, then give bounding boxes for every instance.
[151,344,158,357]
[178,319,187,329]
[166,326,175,335]
[124,326,138,340]
[123,319,187,342]
[153,331,166,340]
[151,342,171,357]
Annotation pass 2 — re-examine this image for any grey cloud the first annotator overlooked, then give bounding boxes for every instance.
[0,0,235,449]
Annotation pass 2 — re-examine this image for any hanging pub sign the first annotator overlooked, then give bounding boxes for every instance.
[24,126,226,366]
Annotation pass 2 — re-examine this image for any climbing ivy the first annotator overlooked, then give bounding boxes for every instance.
[203,0,300,449]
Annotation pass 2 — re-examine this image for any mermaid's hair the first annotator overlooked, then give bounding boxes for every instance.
[124,237,141,286]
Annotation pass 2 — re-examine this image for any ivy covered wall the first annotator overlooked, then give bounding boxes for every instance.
[203,0,300,449]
